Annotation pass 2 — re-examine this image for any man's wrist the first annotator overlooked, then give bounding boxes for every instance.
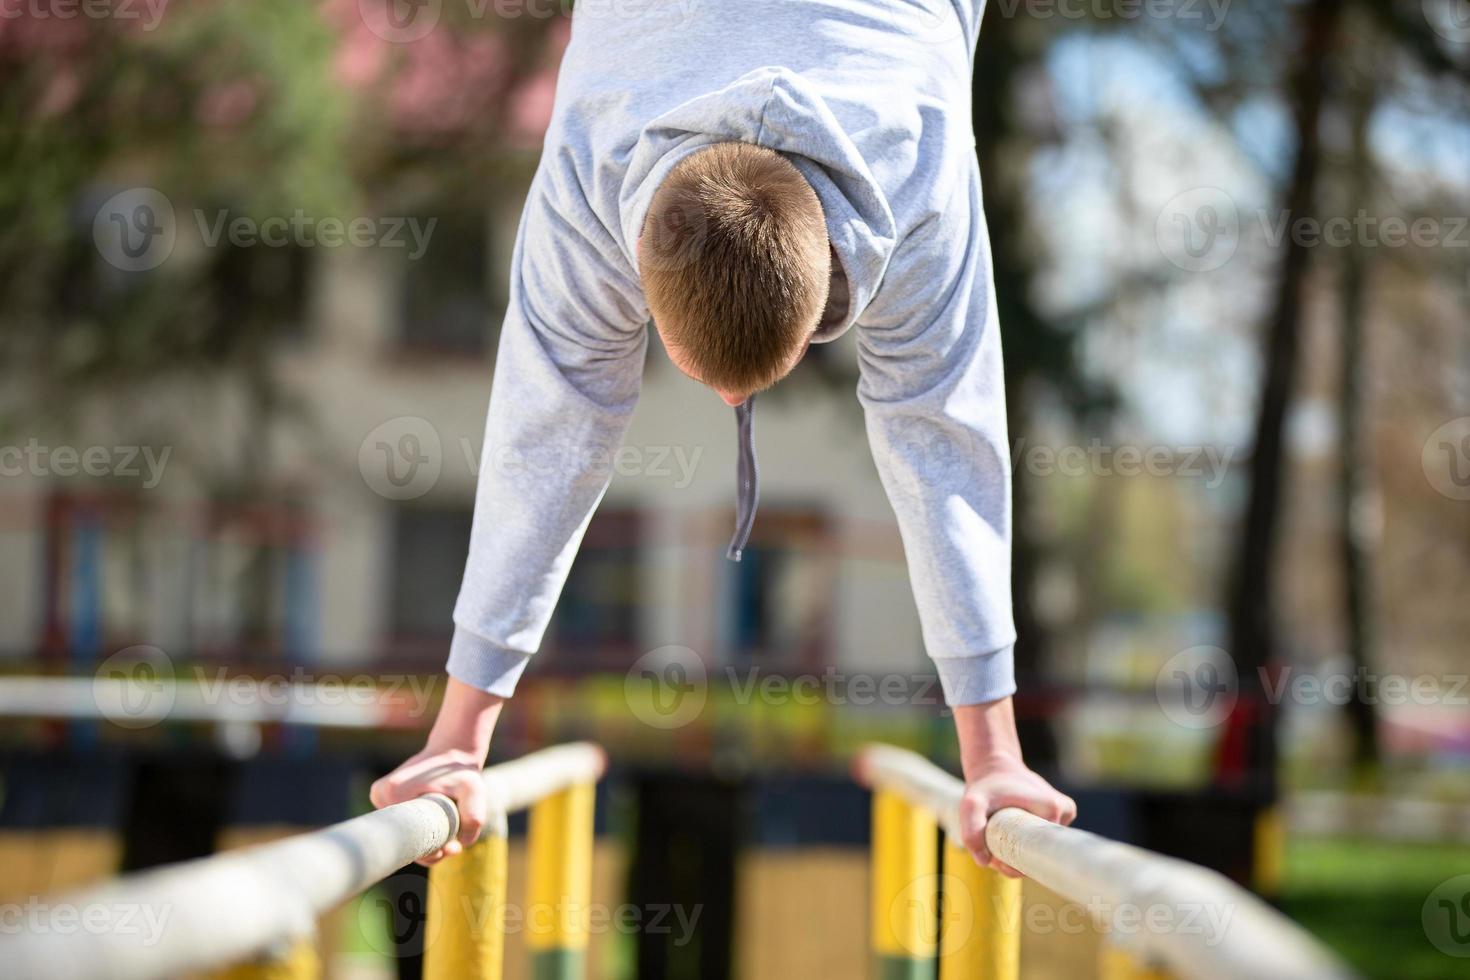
[953,695,1025,781]
[425,676,504,762]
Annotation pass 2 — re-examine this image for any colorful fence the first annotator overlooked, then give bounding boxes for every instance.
[0,742,606,980]
[853,743,1355,980]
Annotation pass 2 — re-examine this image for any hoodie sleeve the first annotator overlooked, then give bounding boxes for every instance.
[447,167,648,697]
[854,163,1017,706]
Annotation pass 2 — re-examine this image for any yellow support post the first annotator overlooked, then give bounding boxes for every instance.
[870,789,938,980]
[426,812,508,980]
[527,781,596,980]
[212,939,319,980]
[1099,942,1175,980]
[1253,804,1286,900]
[939,835,1020,980]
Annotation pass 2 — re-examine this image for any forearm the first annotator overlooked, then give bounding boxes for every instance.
[425,677,504,761]
[952,695,1024,780]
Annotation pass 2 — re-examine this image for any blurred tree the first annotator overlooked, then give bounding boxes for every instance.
[1223,0,1344,794]
[0,0,561,453]
[973,9,1117,767]
[1226,0,1467,786]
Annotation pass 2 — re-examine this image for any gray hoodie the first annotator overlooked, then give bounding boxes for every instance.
[447,0,1015,706]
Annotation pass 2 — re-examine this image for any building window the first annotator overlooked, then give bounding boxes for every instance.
[398,209,498,355]
[388,506,473,653]
[546,509,643,669]
[41,493,316,665]
[726,508,835,668]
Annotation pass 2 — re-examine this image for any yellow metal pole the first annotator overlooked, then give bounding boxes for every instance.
[211,939,319,980]
[870,789,938,980]
[425,811,508,980]
[1099,942,1175,980]
[527,780,596,980]
[938,834,1020,980]
[1253,804,1286,900]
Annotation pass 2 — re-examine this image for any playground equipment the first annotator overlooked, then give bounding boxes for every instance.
[0,741,1355,980]
[853,743,1354,980]
[0,742,605,980]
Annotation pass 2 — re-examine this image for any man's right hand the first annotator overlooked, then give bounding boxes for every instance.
[370,677,504,866]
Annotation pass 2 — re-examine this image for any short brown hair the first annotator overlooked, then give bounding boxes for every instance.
[641,142,830,394]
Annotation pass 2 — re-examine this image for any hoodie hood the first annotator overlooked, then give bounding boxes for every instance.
[621,66,897,342]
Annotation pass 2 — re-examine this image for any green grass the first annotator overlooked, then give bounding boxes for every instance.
[1282,836,1470,980]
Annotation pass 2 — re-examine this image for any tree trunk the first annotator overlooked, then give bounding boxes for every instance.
[1222,0,1344,796]
[1338,62,1382,777]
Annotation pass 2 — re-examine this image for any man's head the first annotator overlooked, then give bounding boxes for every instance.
[640,142,830,406]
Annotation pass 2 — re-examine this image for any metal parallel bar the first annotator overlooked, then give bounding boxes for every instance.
[870,788,938,979]
[939,835,1020,980]
[853,743,1355,980]
[526,781,597,980]
[0,742,607,980]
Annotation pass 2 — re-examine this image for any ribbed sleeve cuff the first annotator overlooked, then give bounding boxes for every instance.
[445,627,532,699]
[932,645,1017,706]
